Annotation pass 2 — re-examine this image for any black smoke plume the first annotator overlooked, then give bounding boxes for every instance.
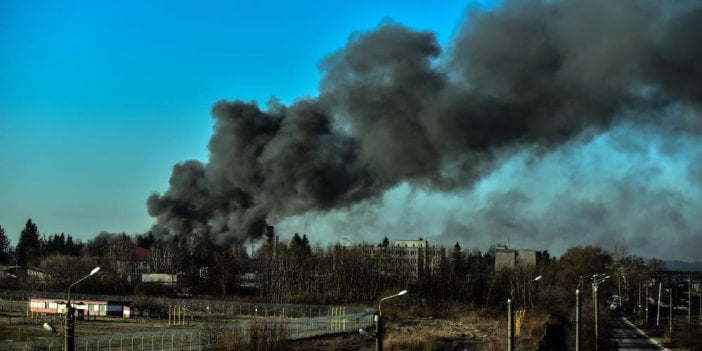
[148,0,702,246]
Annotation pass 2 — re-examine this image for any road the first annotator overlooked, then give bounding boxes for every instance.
[609,315,667,351]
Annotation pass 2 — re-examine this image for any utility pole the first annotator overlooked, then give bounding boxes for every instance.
[575,289,581,351]
[645,284,650,325]
[375,313,383,351]
[669,288,673,338]
[594,285,600,350]
[656,283,662,327]
[65,267,100,351]
[65,305,75,351]
[375,289,407,351]
[507,298,514,351]
[687,275,692,336]
[507,275,540,351]
[638,283,642,320]
[591,274,608,351]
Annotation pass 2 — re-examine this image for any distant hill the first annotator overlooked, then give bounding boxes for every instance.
[664,260,702,272]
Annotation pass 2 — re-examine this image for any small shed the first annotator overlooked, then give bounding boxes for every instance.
[29,298,131,318]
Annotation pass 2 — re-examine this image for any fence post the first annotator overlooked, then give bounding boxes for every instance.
[108,337,113,351]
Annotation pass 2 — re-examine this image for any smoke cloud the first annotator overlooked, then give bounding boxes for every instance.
[149,0,702,256]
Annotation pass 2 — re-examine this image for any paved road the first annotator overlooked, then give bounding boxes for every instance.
[609,315,667,350]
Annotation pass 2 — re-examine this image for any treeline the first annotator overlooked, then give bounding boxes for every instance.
[0,218,682,349]
[0,220,665,315]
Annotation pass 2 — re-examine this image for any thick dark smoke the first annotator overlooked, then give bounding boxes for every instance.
[148,0,702,247]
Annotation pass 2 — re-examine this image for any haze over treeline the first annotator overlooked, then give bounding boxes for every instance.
[145,0,702,261]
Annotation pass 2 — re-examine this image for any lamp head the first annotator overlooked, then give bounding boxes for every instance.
[533,275,542,282]
[397,289,408,296]
[89,267,101,276]
[43,322,57,333]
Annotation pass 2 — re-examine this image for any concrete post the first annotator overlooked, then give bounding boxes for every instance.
[575,289,581,351]
[645,285,649,325]
[594,285,599,351]
[669,288,673,337]
[507,298,514,351]
[638,283,642,320]
[65,304,75,351]
[657,283,662,327]
[375,313,383,351]
[687,275,692,336]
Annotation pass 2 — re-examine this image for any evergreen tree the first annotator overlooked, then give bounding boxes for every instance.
[16,219,41,267]
[451,242,465,272]
[0,225,12,264]
[290,233,303,248]
[64,235,83,256]
[136,231,156,249]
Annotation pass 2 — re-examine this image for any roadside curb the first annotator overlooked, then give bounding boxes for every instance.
[622,317,670,351]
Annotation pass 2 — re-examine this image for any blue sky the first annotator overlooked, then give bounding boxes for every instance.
[0,0,471,244]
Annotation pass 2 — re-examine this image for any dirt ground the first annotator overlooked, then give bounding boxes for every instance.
[288,317,505,351]
[0,300,525,350]
[1,311,505,350]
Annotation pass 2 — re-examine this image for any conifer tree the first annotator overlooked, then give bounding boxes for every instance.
[0,225,12,264]
[16,219,41,267]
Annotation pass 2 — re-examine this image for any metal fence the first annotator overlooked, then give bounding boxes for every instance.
[1,316,375,351]
[0,289,370,316]
[0,289,376,351]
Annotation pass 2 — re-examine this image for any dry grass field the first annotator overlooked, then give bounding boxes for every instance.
[0,300,546,350]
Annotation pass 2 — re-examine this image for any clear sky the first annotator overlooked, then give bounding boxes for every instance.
[0,0,472,244]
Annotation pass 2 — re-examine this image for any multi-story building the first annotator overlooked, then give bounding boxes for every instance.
[494,244,539,271]
[359,239,446,281]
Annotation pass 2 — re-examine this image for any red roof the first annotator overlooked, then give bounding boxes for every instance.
[119,247,150,261]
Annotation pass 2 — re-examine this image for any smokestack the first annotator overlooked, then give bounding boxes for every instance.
[148,0,702,247]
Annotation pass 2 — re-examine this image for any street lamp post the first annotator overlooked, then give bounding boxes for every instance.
[375,289,408,351]
[65,266,100,351]
[575,289,581,351]
[645,284,650,325]
[669,287,673,338]
[592,273,609,351]
[656,283,662,327]
[507,275,542,351]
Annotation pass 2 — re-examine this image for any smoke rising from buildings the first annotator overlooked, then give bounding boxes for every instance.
[148,0,702,258]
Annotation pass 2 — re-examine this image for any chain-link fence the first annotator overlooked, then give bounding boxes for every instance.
[0,289,371,316]
[1,316,375,351]
[0,289,376,351]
